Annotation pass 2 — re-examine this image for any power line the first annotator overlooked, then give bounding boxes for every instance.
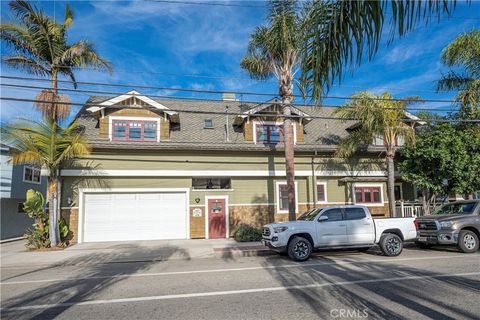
[0,82,461,113]
[1,96,478,123]
[0,66,447,94]
[146,0,266,8]
[0,75,463,105]
[147,0,480,21]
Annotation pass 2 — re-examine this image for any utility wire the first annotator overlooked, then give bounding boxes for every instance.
[146,0,266,8]
[0,82,460,113]
[0,75,463,105]
[0,68,454,94]
[1,96,478,123]
[147,0,480,21]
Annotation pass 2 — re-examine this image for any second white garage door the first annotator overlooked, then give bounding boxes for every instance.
[83,191,188,242]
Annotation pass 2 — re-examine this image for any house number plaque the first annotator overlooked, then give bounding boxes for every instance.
[193,208,202,217]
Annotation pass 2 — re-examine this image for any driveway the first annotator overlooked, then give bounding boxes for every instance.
[1,247,479,320]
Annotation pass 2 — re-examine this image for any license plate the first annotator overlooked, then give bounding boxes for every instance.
[418,237,427,242]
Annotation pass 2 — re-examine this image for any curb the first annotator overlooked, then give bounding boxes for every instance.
[0,237,25,244]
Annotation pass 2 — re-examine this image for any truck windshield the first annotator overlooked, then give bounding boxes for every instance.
[434,202,477,215]
[297,208,322,221]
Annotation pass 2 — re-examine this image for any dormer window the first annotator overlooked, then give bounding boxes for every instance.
[256,124,283,144]
[111,119,159,142]
[204,119,214,129]
[253,121,296,145]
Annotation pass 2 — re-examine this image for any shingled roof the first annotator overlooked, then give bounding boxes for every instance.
[76,96,385,153]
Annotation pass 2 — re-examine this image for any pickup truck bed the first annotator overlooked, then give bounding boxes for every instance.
[262,205,418,261]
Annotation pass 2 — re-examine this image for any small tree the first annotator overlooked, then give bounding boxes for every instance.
[3,119,90,246]
[399,124,480,214]
[334,91,417,217]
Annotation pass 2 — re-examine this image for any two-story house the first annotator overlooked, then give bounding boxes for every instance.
[1,144,47,240]
[60,91,418,244]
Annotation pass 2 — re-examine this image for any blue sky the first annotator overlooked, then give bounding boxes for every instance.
[0,0,478,123]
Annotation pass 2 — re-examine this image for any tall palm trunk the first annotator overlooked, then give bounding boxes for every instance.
[280,70,296,221]
[48,175,60,246]
[386,154,396,217]
[49,71,61,246]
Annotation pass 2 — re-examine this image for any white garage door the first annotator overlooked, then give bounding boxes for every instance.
[83,192,187,242]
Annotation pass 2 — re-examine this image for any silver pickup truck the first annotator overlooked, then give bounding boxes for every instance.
[262,205,418,261]
[415,200,480,253]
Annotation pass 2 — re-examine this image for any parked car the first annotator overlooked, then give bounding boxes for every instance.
[415,200,480,253]
[262,205,418,261]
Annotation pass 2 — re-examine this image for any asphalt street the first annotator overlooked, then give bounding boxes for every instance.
[1,247,479,320]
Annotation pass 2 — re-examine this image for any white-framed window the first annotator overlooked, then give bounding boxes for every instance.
[372,134,405,147]
[352,183,384,206]
[108,116,161,142]
[276,181,298,214]
[316,181,328,203]
[192,178,232,190]
[394,183,403,201]
[253,121,296,145]
[23,166,41,184]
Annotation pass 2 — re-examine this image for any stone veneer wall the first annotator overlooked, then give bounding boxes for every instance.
[61,208,79,244]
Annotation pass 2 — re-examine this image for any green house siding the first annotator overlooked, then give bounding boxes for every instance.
[69,150,387,173]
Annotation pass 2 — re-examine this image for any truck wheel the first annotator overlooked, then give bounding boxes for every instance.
[287,236,312,261]
[379,233,403,257]
[458,230,479,253]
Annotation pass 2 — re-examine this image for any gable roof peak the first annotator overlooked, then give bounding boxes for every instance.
[86,90,178,120]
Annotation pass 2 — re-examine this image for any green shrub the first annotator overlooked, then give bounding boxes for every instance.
[22,189,71,249]
[233,224,262,242]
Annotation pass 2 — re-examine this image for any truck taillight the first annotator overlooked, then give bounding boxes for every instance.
[414,219,419,230]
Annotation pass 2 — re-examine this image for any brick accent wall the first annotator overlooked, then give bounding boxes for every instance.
[190,205,205,239]
[61,208,79,244]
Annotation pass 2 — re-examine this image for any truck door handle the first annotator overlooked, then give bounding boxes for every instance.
[339,224,346,227]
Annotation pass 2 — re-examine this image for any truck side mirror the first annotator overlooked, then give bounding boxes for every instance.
[318,215,329,222]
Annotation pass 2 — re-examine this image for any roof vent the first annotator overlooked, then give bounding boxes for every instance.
[222,92,237,101]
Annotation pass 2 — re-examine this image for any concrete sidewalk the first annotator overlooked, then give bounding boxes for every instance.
[0,239,271,268]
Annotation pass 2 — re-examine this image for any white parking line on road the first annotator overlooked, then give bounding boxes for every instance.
[2,271,479,311]
[1,254,478,285]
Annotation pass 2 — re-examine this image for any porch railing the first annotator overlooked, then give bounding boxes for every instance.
[395,201,427,217]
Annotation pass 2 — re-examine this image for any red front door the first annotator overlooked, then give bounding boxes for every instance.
[208,198,226,238]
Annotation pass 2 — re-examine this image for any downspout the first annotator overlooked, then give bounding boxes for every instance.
[225,105,230,142]
[311,150,317,208]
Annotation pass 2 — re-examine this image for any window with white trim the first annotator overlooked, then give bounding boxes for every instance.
[192,178,231,190]
[276,182,298,213]
[256,124,283,144]
[112,120,158,142]
[316,182,327,203]
[354,186,382,204]
[23,166,41,184]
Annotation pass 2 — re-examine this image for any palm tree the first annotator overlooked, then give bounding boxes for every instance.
[241,0,454,221]
[1,0,112,121]
[241,0,301,221]
[3,119,91,246]
[437,28,480,119]
[334,92,416,217]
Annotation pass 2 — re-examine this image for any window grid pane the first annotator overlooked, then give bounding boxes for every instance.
[112,120,157,142]
[279,184,289,210]
[317,184,326,202]
[354,187,382,204]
